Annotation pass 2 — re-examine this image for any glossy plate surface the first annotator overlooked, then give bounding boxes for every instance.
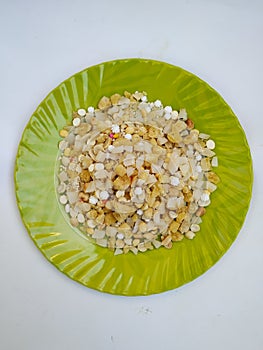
[15,59,253,295]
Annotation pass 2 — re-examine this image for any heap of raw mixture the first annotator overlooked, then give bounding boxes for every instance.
[57,91,220,255]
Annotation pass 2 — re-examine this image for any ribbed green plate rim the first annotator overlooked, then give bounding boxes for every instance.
[15,58,253,296]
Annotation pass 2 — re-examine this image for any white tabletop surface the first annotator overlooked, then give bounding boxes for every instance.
[1,1,263,349]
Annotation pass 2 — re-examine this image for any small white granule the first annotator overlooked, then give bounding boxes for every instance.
[117,233,124,239]
[59,195,67,204]
[154,100,162,108]
[87,219,96,228]
[73,117,81,127]
[116,190,125,198]
[141,95,147,102]
[77,213,85,223]
[145,106,151,113]
[89,196,98,205]
[125,133,132,140]
[111,124,120,133]
[87,106,94,113]
[108,145,115,152]
[164,106,172,113]
[170,176,180,186]
[137,209,143,215]
[77,109,86,117]
[195,153,202,161]
[95,163,104,170]
[190,224,200,232]
[206,139,215,149]
[171,110,179,120]
[65,203,70,213]
[100,191,109,200]
[196,165,202,173]
[88,164,95,172]
[134,187,143,195]
[201,192,210,201]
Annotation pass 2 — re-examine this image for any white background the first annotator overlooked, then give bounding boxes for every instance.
[1,0,263,349]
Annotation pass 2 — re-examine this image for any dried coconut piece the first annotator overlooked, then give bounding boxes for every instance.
[126,166,135,177]
[138,242,147,252]
[70,217,79,227]
[86,209,98,220]
[58,183,66,194]
[205,181,217,193]
[105,226,117,237]
[201,158,211,171]
[185,231,195,239]
[96,238,108,247]
[196,207,206,217]
[123,154,135,167]
[59,140,68,151]
[114,248,123,255]
[169,221,180,233]
[171,232,184,242]
[201,148,215,157]
[95,151,106,162]
[92,229,105,239]
[118,96,131,105]
[67,191,79,204]
[211,156,218,167]
[94,169,108,179]
[59,129,68,138]
[199,133,210,140]
[206,171,220,184]
[162,235,172,247]
[87,219,96,228]
[115,239,125,248]
[98,96,111,110]
[110,93,121,105]
[178,108,187,120]
[167,131,182,144]
[99,191,109,200]
[129,246,138,255]
[80,170,91,182]
[89,196,98,205]
[113,175,131,190]
[152,240,162,249]
[96,213,105,224]
[111,145,124,154]
[123,145,133,153]
[104,213,117,225]
[125,125,135,134]
[113,201,136,214]
[84,181,96,193]
[118,223,131,232]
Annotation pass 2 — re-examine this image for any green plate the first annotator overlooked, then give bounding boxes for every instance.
[15,58,253,295]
